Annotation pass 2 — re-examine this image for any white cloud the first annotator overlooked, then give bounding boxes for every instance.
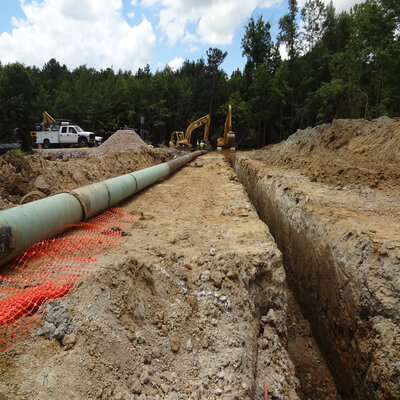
[279,43,288,60]
[0,0,156,71]
[298,0,362,11]
[142,0,282,46]
[167,56,184,71]
[144,0,363,47]
[128,11,135,19]
[188,46,200,53]
[331,0,362,11]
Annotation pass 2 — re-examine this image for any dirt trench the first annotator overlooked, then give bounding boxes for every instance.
[0,153,330,400]
[234,155,400,400]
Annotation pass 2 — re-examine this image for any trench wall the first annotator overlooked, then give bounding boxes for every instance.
[234,156,400,400]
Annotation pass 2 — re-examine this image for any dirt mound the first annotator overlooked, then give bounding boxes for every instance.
[92,129,147,156]
[0,147,171,210]
[252,117,400,191]
[276,116,399,159]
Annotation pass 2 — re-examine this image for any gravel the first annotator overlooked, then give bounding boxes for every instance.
[91,129,147,156]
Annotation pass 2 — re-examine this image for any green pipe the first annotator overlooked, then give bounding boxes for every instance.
[0,151,205,267]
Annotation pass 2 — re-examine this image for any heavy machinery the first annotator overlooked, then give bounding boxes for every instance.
[169,114,210,148]
[217,104,236,150]
[169,131,185,147]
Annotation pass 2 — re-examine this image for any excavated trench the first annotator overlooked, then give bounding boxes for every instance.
[0,152,398,400]
[234,155,400,400]
[0,153,334,400]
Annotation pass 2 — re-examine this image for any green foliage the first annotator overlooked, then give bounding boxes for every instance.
[241,16,274,72]
[279,0,299,61]
[0,0,398,149]
[301,0,328,52]
[0,63,37,139]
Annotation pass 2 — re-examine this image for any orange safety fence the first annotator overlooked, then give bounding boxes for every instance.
[0,207,135,352]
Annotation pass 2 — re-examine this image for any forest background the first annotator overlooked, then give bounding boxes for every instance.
[0,0,398,148]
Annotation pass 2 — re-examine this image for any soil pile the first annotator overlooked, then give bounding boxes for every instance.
[0,147,171,210]
[252,117,400,191]
[92,129,147,156]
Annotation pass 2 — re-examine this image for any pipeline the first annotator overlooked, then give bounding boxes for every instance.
[0,151,205,268]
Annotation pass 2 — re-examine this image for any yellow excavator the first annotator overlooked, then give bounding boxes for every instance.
[169,131,185,147]
[217,104,236,150]
[169,114,210,148]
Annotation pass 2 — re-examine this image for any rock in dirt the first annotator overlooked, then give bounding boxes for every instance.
[33,175,50,194]
[170,332,180,352]
[61,333,77,350]
[129,377,142,394]
[201,335,209,349]
[37,300,72,341]
[199,270,211,282]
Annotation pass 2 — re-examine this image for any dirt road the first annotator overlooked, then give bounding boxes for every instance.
[0,153,337,400]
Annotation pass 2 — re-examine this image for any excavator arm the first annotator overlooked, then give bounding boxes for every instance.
[217,104,235,150]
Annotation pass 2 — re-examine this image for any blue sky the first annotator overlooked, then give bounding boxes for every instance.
[0,0,359,75]
[134,0,287,73]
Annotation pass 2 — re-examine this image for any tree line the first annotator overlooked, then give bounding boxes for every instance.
[0,0,398,149]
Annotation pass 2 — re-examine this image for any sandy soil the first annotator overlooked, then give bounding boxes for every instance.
[253,117,400,193]
[0,153,328,400]
[2,116,396,399]
[234,117,400,399]
[0,147,172,209]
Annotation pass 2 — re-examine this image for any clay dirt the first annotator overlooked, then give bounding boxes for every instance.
[0,118,399,400]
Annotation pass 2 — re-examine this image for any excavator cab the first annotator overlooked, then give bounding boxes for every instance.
[217,104,236,151]
[169,131,185,147]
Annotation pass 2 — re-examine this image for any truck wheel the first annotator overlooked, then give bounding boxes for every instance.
[43,139,50,149]
[78,137,88,147]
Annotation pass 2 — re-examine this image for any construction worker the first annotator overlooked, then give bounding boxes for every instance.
[200,140,205,150]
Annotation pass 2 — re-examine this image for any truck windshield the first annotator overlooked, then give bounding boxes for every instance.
[75,126,84,132]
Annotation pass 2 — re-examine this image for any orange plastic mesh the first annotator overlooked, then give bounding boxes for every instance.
[0,207,135,352]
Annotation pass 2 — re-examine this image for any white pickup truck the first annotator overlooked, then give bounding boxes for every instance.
[36,124,97,148]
